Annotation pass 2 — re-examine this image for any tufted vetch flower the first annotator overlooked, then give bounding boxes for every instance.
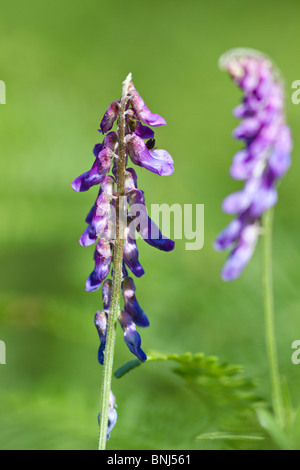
[214,49,292,281]
[72,74,174,442]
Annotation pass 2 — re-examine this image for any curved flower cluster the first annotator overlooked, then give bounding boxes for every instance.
[73,79,174,440]
[214,50,292,281]
[72,80,174,360]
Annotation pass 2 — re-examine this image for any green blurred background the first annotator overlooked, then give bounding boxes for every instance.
[1,0,300,450]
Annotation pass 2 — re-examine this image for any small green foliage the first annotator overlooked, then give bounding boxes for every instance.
[115,350,258,400]
[115,351,270,449]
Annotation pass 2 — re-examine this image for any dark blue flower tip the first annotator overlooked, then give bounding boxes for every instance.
[85,203,96,224]
[94,310,107,364]
[98,343,105,365]
[93,143,103,158]
[122,277,149,327]
[134,121,155,140]
[86,269,104,292]
[125,304,149,327]
[119,311,147,362]
[124,258,145,278]
[138,217,175,252]
[123,232,145,278]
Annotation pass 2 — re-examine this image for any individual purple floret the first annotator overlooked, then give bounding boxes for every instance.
[122,277,149,327]
[72,76,174,394]
[118,311,147,362]
[98,391,117,440]
[85,239,112,292]
[126,134,174,176]
[94,310,107,365]
[128,81,167,127]
[214,49,292,281]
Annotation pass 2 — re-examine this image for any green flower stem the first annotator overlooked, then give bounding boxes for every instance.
[98,73,132,450]
[262,208,285,428]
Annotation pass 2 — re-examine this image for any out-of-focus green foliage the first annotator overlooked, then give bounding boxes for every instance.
[1,0,300,450]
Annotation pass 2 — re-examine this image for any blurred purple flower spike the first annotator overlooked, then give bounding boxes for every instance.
[215,49,292,281]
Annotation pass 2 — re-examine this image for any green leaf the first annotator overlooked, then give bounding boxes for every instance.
[114,359,142,378]
[255,407,294,450]
[115,351,269,450]
[196,431,265,441]
[281,376,294,431]
[115,350,259,401]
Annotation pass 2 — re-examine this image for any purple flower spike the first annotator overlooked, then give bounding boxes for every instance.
[128,81,166,127]
[100,101,119,134]
[122,277,149,327]
[94,310,107,365]
[73,76,174,423]
[126,134,174,176]
[85,239,111,292]
[118,311,147,362]
[215,49,292,280]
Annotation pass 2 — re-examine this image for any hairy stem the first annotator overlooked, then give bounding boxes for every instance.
[262,208,285,428]
[98,73,132,450]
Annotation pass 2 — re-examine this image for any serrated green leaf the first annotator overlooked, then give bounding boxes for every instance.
[116,350,259,401]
